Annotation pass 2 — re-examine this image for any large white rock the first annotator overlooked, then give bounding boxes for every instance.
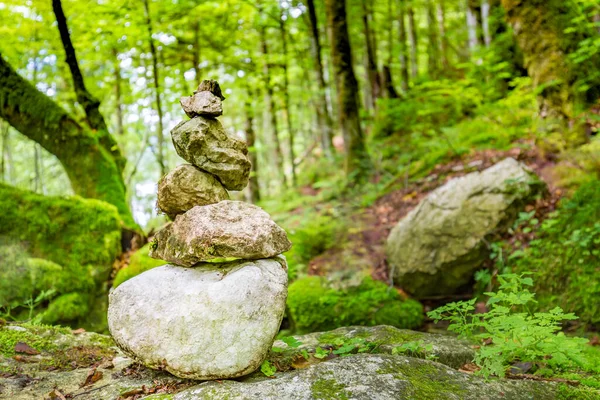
[107,257,288,380]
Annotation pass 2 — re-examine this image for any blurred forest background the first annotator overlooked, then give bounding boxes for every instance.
[1,0,600,388]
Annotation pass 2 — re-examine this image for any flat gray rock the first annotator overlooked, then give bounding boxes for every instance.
[386,158,545,298]
[157,164,229,219]
[171,117,250,191]
[173,354,556,400]
[107,257,288,380]
[149,200,292,266]
[180,91,223,118]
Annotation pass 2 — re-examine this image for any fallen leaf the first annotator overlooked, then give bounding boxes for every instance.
[81,367,103,387]
[72,328,86,335]
[589,336,599,346]
[14,342,39,355]
[48,389,67,400]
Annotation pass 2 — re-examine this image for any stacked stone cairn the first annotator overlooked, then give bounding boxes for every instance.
[107,80,292,380]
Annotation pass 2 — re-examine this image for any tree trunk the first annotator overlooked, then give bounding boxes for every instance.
[278,7,297,187]
[193,20,201,86]
[481,0,492,47]
[306,0,334,157]
[426,0,441,79]
[0,55,136,228]
[398,0,410,91]
[52,0,124,170]
[143,0,167,177]
[112,48,125,136]
[0,121,10,183]
[437,0,449,68]
[244,86,260,204]
[325,0,372,180]
[362,0,381,110]
[502,0,600,123]
[466,0,480,52]
[259,24,286,188]
[407,6,419,80]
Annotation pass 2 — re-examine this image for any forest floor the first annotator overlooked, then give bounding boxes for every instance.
[306,141,563,307]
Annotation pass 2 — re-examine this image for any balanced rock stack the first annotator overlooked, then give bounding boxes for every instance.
[107,80,292,380]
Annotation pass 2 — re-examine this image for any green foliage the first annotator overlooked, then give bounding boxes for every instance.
[113,244,164,288]
[287,276,423,334]
[260,360,277,377]
[283,212,348,280]
[428,273,589,379]
[392,340,438,361]
[373,79,484,138]
[0,183,121,329]
[507,180,600,326]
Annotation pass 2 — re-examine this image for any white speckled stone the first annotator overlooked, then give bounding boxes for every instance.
[107,257,288,380]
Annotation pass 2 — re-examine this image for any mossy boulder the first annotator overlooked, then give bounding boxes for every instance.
[0,324,569,399]
[386,158,545,298]
[0,183,122,330]
[287,276,424,333]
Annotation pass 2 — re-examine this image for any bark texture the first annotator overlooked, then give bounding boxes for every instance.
[325,0,372,180]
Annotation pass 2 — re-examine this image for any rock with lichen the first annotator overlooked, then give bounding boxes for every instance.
[0,324,563,399]
[149,200,292,266]
[386,158,546,298]
[179,91,223,118]
[157,164,229,219]
[170,117,251,191]
[108,257,288,380]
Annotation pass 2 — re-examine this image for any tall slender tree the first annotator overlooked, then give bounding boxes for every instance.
[397,0,410,91]
[407,5,419,79]
[325,0,372,180]
[306,0,334,156]
[143,0,167,177]
[278,4,296,186]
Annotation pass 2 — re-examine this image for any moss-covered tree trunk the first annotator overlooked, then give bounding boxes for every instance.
[502,0,600,123]
[0,55,136,229]
[325,0,372,180]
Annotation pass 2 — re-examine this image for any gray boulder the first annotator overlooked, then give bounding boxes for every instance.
[386,158,545,298]
[157,164,229,219]
[107,257,288,380]
[149,200,292,266]
[180,91,223,118]
[0,324,564,399]
[173,354,555,400]
[170,117,250,191]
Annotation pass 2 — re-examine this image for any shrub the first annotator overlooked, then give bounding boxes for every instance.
[287,276,423,334]
[508,180,600,326]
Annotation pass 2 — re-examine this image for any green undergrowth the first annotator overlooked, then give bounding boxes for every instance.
[504,180,600,327]
[428,273,600,395]
[287,276,423,334]
[113,243,164,288]
[0,183,122,330]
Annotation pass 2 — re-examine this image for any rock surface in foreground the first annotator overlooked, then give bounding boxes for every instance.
[157,164,229,219]
[149,201,292,266]
[170,117,250,191]
[386,158,545,298]
[0,324,566,399]
[108,257,288,380]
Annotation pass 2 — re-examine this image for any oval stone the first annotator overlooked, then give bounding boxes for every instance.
[108,257,288,380]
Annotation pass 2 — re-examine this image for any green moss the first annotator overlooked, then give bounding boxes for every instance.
[113,244,164,288]
[0,325,58,357]
[311,378,351,400]
[287,276,424,333]
[41,293,89,324]
[557,384,600,400]
[0,183,121,329]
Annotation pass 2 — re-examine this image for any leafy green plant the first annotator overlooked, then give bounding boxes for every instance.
[428,273,589,378]
[260,360,277,377]
[508,180,600,325]
[392,340,437,361]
